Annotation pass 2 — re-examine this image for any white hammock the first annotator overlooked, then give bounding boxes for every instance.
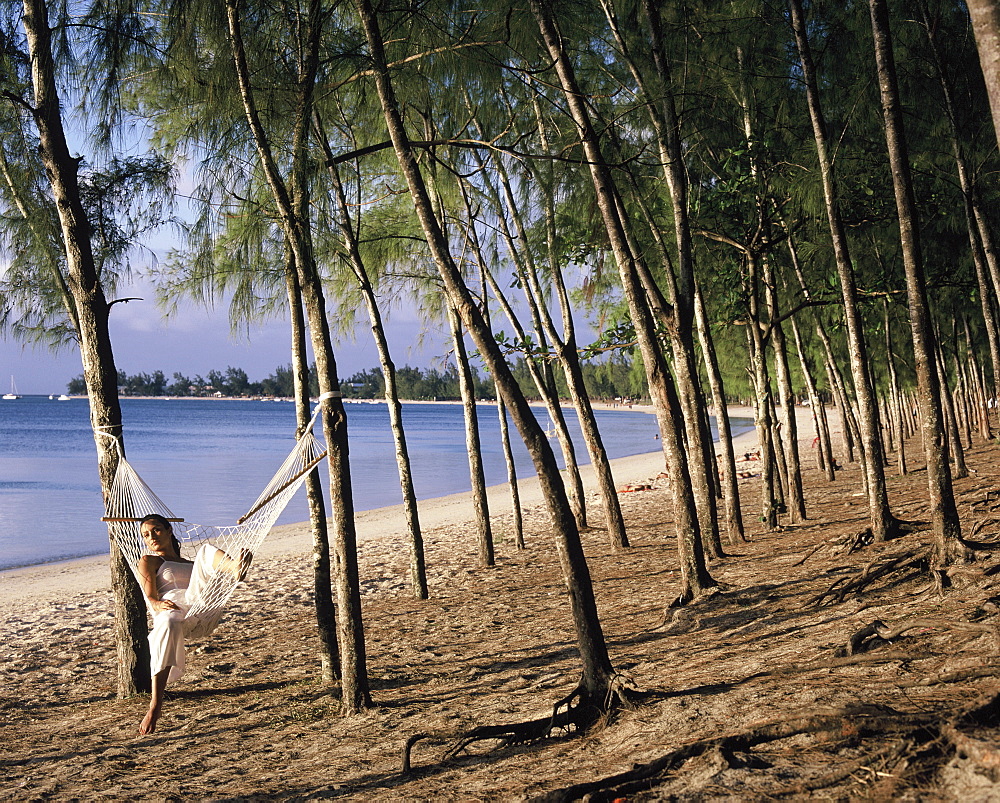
[102,403,328,620]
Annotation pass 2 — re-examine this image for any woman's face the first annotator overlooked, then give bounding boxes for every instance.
[141,520,174,553]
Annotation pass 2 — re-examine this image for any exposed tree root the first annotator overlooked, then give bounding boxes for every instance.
[840,615,1000,657]
[809,547,935,606]
[972,491,1000,513]
[533,691,1000,801]
[400,732,446,776]
[401,676,642,776]
[966,515,1000,540]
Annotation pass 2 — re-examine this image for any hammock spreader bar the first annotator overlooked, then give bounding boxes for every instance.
[236,450,327,525]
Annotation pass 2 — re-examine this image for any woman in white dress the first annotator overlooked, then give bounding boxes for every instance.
[136,514,250,735]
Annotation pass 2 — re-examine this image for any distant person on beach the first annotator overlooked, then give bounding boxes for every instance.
[136,514,251,735]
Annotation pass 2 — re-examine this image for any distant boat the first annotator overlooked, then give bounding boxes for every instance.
[2,376,21,400]
[58,394,71,401]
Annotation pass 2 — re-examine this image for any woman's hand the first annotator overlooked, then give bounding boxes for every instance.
[149,598,179,613]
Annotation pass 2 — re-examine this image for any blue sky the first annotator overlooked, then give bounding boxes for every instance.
[0,288,453,396]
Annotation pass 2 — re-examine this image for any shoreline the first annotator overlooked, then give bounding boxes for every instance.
[0,405,764,611]
[0,397,665,574]
[14,394,666,408]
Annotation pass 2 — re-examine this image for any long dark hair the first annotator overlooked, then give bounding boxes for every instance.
[140,513,182,556]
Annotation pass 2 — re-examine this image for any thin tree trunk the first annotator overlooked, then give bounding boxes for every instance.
[226,0,371,711]
[918,0,1000,407]
[448,305,495,568]
[604,0,723,558]
[317,135,428,599]
[883,299,908,475]
[934,334,968,479]
[789,307,836,481]
[497,395,524,549]
[620,185,723,558]
[483,142,627,547]
[528,0,714,601]
[963,315,993,440]
[694,283,746,542]
[355,0,616,701]
[744,255,780,530]
[466,150,592,534]
[882,395,895,454]
[470,216,592,540]
[787,238,855,471]
[869,0,965,562]
[768,392,790,514]
[789,0,895,540]
[762,255,806,521]
[950,322,973,450]
[477,259,525,552]
[828,359,857,466]
[284,251,338,680]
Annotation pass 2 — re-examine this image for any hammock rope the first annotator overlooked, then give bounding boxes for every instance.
[101,399,329,621]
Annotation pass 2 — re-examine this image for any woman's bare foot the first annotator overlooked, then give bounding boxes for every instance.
[139,668,170,735]
[138,702,161,735]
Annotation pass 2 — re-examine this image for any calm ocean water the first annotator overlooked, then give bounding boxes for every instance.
[0,396,750,571]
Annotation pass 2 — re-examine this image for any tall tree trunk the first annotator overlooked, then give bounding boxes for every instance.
[952,345,974,449]
[789,0,895,540]
[528,0,714,601]
[620,186,723,558]
[745,255,781,530]
[694,283,746,542]
[482,142,626,547]
[318,138,428,599]
[787,236,855,471]
[918,0,1000,407]
[604,0,723,559]
[448,305,495,568]
[883,299,908,475]
[284,251,339,680]
[467,155,590,533]
[479,267,525,551]
[963,315,993,440]
[470,213,592,540]
[355,0,616,702]
[226,0,371,711]
[869,0,965,562]
[21,0,148,699]
[762,255,806,521]
[934,334,968,479]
